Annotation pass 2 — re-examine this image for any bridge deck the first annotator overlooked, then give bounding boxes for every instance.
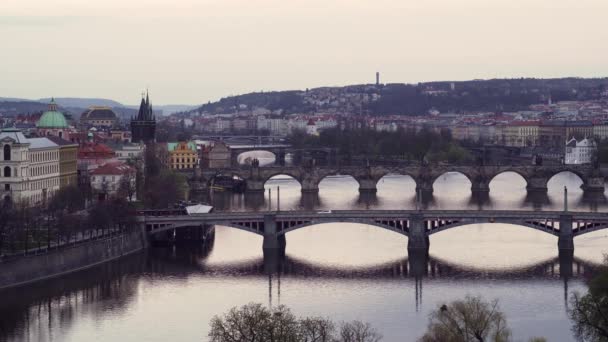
[139,210,608,222]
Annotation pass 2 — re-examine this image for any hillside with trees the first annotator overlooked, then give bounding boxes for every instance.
[186,77,608,116]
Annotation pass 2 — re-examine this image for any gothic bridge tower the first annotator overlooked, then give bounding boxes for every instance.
[130,91,156,144]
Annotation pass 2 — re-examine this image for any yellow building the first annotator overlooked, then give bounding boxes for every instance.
[168,141,198,170]
[47,136,78,188]
[504,121,539,147]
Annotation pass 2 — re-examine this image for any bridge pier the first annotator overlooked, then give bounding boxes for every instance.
[558,214,574,251]
[559,248,574,279]
[470,178,490,194]
[358,178,377,194]
[230,153,239,168]
[246,180,266,193]
[300,192,321,210]
[301,178,320,194]
[415,183,434,197]
[276,150,286,166]
[526,177,548,193]
[408,249,429,278]
[581,177,605,193]
[263,214,286,251]
[407,214,429,251]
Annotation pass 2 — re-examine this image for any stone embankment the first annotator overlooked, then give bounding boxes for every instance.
[0,231,146,290]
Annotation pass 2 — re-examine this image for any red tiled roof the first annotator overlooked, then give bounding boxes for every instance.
[78,142,115,158]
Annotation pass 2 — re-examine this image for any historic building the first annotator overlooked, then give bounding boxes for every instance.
[167,141,199,170]
[36,99,71,140]
[77,142,117,193]
[131,92,156,143]
[565,138,597,165]
[201,142,231,169]
[110,129,132,143]
[90,162,136,201]
[0,128,60,206]
[539,121,594,148]
[503,121,539,147]
[80,106,119,128]
[112,143,145,163]
[47,136,78,188]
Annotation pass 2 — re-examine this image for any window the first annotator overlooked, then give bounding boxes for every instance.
[4,184,9,191]
[3,145,10,161]
[3,166,10,177]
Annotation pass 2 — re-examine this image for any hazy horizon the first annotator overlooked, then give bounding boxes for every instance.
[2,0,608,105]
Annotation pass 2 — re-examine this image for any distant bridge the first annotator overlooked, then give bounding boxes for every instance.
[195,135,285,145]
[139,209,608,255]
[195,164,606,194]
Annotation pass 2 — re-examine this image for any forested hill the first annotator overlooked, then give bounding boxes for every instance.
[187,78,608,116]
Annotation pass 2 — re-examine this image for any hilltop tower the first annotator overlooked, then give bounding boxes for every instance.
[376,72,380,86]
[131,91,156,143]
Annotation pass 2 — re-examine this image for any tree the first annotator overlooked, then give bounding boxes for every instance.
[209,303,382,342]
[209,303,299,342]
[118,173,137,201]
[299,317,336,342]
[143,170,187,209]
[48,185,85,213]
[420,295,511,342]
[569,259,608,341]
[339,321,382,342]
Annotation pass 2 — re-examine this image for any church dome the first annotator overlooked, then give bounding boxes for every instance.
[37,99,68,128]
[81,106,118,121]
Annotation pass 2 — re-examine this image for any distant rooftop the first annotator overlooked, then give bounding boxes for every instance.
[28,137,57,149]
[0,128,29,144]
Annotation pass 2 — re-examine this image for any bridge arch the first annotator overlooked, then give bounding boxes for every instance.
[318,173,362,194]
[376,173,417,194]
[426,220,560,237]
[546,169,586,190]
[236,150,277,166]
[431,170,475,185]
[488,170,529,191]
[262,172,302,185]
[430,171,474,194]
[150,221,264,236]
[277,219,410,237]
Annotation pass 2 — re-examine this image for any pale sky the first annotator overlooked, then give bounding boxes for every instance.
[1,0,607,105]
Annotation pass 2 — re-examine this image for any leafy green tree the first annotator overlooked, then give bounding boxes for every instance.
[420,295,511,342]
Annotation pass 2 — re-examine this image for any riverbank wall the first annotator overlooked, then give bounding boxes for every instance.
[0,231,147,290]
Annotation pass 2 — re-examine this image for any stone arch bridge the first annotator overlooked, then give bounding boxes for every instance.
[197,164,605,194]
[139,209,608,256]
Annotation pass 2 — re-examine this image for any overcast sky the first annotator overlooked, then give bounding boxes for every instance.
[2,0,607,105]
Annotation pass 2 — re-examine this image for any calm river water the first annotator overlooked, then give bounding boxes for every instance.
[1,170,608,342]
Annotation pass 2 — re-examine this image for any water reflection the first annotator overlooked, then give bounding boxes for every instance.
[3,172,608,342]
[522,192,553,210]
[467,192,492,209]
[0,253,145,342]
[0,243,598,342]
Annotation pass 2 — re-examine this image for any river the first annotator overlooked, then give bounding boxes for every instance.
[1,170,607,341]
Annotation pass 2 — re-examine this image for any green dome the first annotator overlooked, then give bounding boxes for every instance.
[37,110,68,128]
